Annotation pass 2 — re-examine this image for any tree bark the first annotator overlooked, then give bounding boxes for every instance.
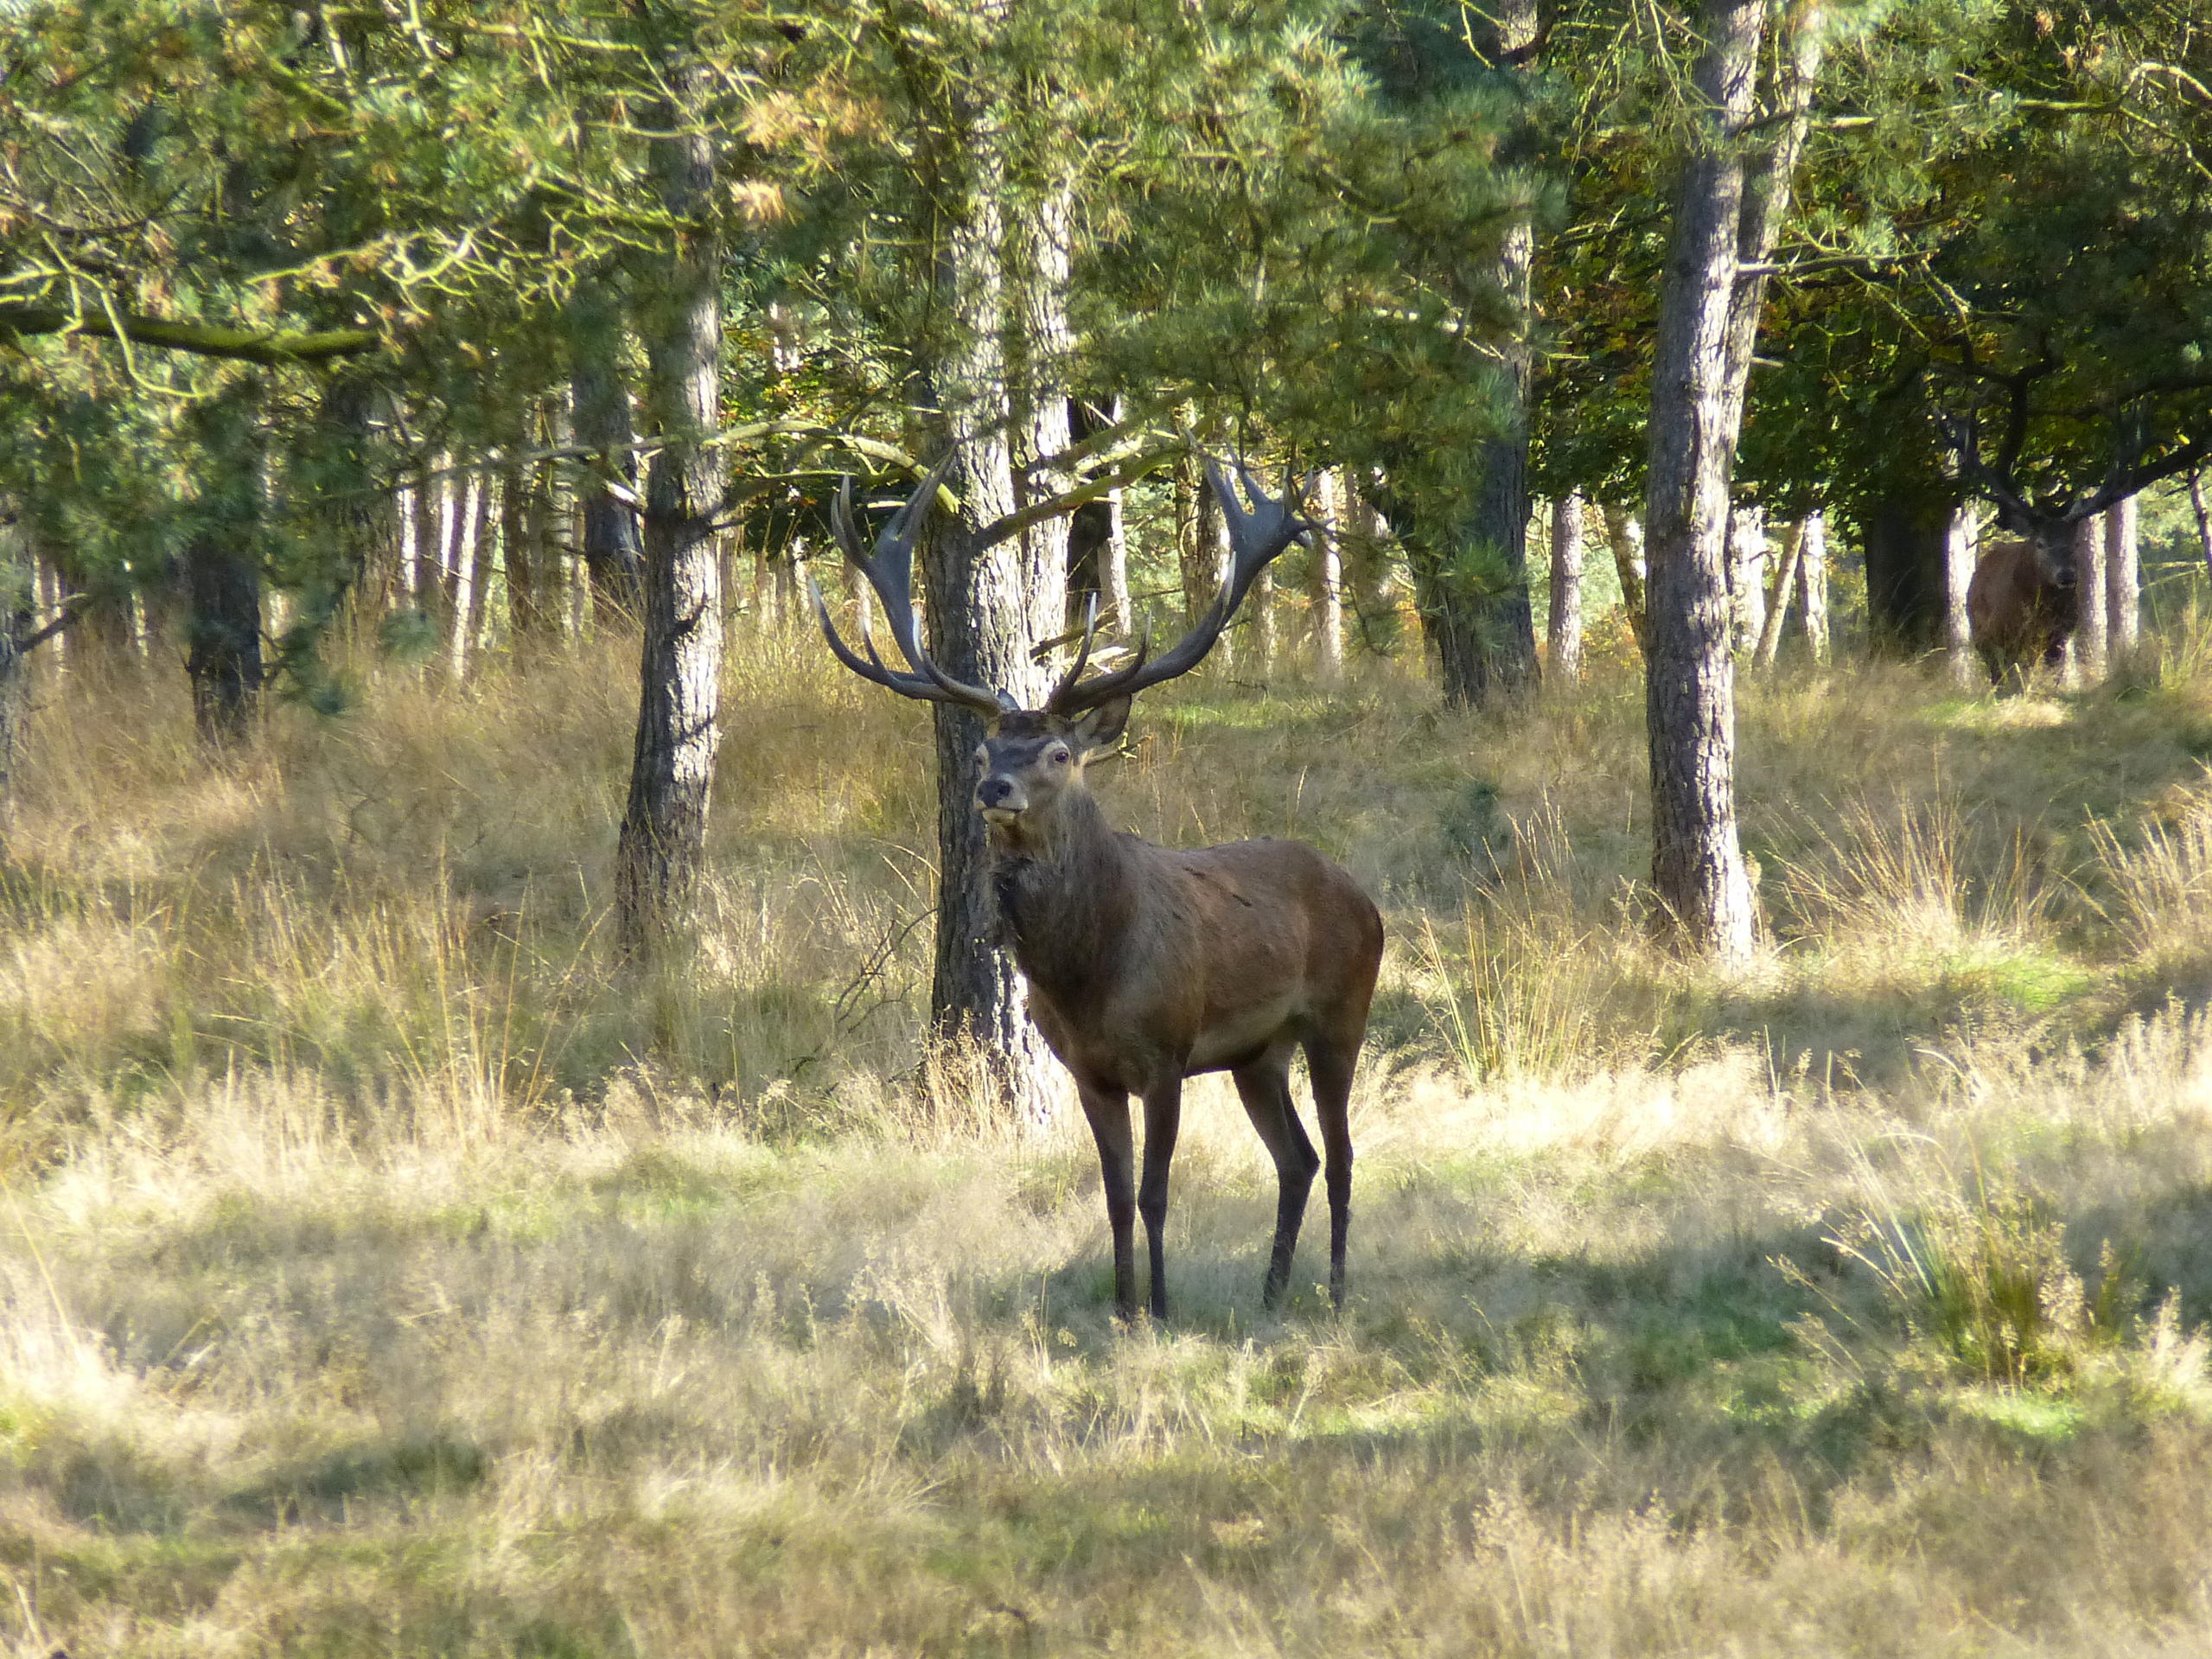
[1728,505,1768,653]
[2106,492,2139,660]
[1796,510,1830,663]
[1312,469,1346,679]
[1754,519,1801,669]
[615,66,729,958]
[1437,0,1540,707]
[1943,502,1979,687]
[450,472,490,680]
[1641,0,1770,964]
[923,104,1068,1128]
[2072,514,2107,684]
[183,386,265,743]
[571,278,645,626]
[2192,473,2212,581]
[1603,506,1648,648]
[1547,492,1585,681]
[0,512,35,819]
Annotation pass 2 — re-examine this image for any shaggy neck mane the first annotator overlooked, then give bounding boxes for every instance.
[991,784,1132,999]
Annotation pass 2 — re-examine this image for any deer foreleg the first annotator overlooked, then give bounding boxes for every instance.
[1138,1080,1184,1320]
[1076,1080,1139,1321]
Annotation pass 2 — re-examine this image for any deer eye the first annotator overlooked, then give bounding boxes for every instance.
[1048,747,1070,766]
[973,745,989,769]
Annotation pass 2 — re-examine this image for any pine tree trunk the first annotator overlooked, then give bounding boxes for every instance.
[1943,503,1979,687]
[2191,473,2212,582]
[2106,494,2139,660]
[1796,511,1831,664]
[923,109,1067,1128]
[1313,469,1345,680]
[1641,0,1766,964]
[2072,514,2107,684]
[615,67,728,958]
[183,387,265,743]
[1252,567,1276,678]
[1603,506,1648,648]
[317,373,395,629]
[0,514,34,820]
[1754,520,1802,669]
[1444,0,1540,707]
[571,277,644,624]
[1547,491,1585,681]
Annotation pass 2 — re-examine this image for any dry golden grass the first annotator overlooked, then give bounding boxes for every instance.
[10,615,2212,1653]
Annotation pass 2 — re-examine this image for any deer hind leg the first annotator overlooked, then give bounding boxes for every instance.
[1302,1035,1360,1311]
[1075,1078,1139,1322]
[1233,1044,1319,1311]
[1137,1077,1184,1321]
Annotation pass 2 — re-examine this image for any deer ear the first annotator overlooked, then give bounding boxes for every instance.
[1068,696,1131,757]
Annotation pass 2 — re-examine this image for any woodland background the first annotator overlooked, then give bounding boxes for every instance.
[4,2,2212,1654]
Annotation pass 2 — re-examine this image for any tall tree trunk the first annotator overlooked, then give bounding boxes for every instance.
[1603,506,1648,648]
[2191,473,2212,582]
[923,111,1068,1127]
[571,276,644,624]
[1795,510,1831,664]
[2072,514,2107,684]
[449,472,490,680]
[615,66,728,957]
[1863,488,1951,654]
[1942,502,1979,687]
[1252,567,1277,678]
[1641,0,1773,964]
[1754,519,1802,669]
[183,386,265,743]
[1434,0,1539,707]
[1312,469,1345,680]
[1729,505,1768,654]
[2106,493,2139,660]
[1547,492,1585,681]
[0,512,35,820]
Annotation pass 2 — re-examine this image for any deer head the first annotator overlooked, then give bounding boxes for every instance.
[808,456,1310,846]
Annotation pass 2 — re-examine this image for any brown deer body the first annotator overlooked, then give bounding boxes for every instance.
[1967,529,2080,683]
[811,461,1383,1320]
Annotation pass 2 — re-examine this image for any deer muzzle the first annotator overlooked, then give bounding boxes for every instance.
[977,775,1029,822]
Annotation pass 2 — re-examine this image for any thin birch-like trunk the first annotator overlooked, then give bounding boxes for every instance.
[1796,512,1830,663]
[1729,505,1768,653]
[615,64,729,957]
[1754,520,1802,669]
[1547,492,1585,681]
[2072,514,2107,684]
[1313,469,1345,680]
[2106,493,2139,660]
[1943,503,1979,687]
[1641,0,1771,964]
[1603,507,1648,648]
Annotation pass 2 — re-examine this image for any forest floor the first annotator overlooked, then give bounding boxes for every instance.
[10,613,2212,1654]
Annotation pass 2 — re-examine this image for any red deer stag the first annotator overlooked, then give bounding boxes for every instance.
[809,459,1384,1321]
[1967,520,2081,684]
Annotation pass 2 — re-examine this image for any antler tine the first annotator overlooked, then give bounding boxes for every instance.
[1049,590,1102,709]
[805,569,948,701]
[817,458,1008,717]
[1049,453,1308,715]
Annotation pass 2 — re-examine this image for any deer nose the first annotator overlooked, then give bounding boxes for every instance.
[978,776,1023,810]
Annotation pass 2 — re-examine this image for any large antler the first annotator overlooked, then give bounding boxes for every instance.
[806,459,1010,718]
[1049,456,1310,716]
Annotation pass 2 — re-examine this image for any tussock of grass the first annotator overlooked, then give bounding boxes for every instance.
[10,618,2212,1651]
